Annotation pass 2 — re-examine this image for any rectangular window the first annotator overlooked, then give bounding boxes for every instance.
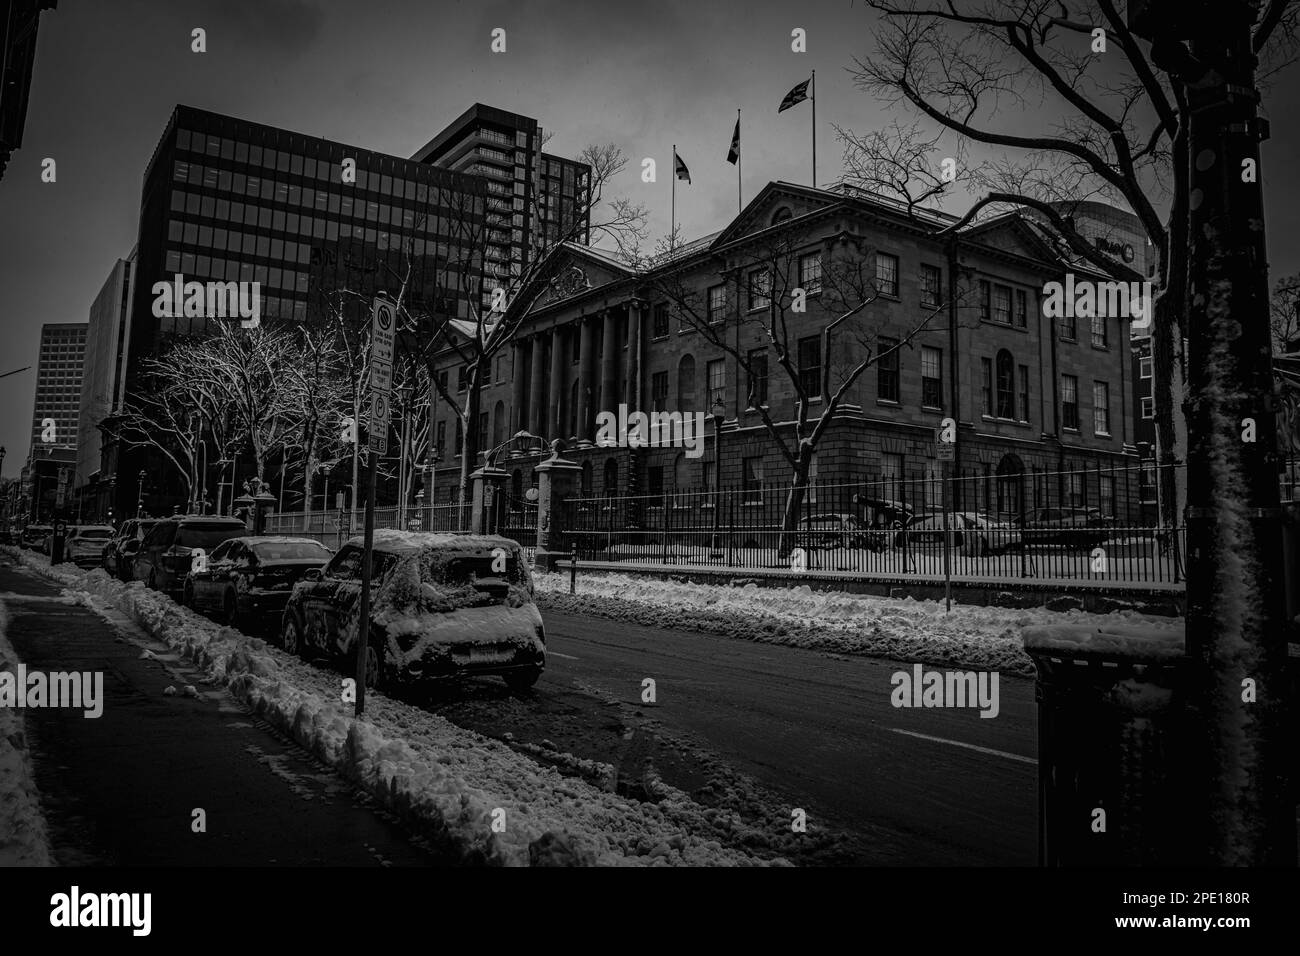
[1067,473,1084,508]
[1060,310,1077,340]
[1141,396,1154,419]
[747,269,771,311]
[1018,363,1030,421]
[1093,381,1110,435]
[798,336,822,400]
[878,336,900,403]
[881,452,903,501]
[1099,476,1115,517]
[1015,288,1029,328]
[921,264,941,307]
[652,302,669,338]
[993,285,1012,324]
[981,357,993,416]
[708,284,727,323]
[651,371,669,412]
[706,358,725,406]
[457,365,468,392]
[1091,313,1108,348]
[1139,356,1153,379]
[1062,374,1079,430]
[799,253,822,295]
[875,252,899,297]
[979,280,991,322]
[742,457,765,502]
[921,346,942,409]
[647,466,664,497]
[746,349,768,407]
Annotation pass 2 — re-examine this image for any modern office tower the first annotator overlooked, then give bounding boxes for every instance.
[74,253,135,519]
[0,0,58,181]
[29,321,86,456]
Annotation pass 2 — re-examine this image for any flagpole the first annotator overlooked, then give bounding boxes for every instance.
[811,70,817,188]
[671,144,676,251]
[737,109,742,213]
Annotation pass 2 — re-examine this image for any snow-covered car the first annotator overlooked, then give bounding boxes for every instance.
[184,536,334,630]
[21,525,51,551]
[65,525,116,568]
[134,516,247,598]
[103,518,158,580]
[279,530,545,694]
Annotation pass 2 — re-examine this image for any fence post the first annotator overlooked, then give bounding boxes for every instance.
[727,487,736,565]
[660,491,670,564]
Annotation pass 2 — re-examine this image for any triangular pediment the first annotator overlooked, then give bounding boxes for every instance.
[710,182,841,248]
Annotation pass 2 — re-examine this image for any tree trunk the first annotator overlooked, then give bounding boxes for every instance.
[777,449,812,559]
[457,365,485,505]
[1182,20,1294,865]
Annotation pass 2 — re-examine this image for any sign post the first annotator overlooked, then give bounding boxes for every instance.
[354,295,395,717]
[936,424,955,613]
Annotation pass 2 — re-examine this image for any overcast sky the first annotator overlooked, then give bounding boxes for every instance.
[2,0,1298,475]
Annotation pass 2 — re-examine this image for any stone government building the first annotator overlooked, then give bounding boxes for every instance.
[431,181,1140,520]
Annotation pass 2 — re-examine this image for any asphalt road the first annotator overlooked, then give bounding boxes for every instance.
[429,607,1039,866]
[0,558,444,866]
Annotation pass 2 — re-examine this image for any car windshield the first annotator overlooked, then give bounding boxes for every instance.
[251,540,330,561]
[176,525,244,550]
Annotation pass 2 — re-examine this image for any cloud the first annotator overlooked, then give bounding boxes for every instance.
[194,0,326,57]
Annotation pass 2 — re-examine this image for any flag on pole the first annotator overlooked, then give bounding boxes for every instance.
[727,117,740,165]
[674,150,691,183]
[778,77,811,112]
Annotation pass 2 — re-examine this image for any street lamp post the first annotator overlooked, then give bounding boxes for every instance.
[136,469,147,518]
[710,397,725,556]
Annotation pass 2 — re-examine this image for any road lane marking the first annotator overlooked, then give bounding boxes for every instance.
[547,651,580,661]
[889,728,1036,765]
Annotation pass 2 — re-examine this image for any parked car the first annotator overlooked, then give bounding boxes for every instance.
[1018,507,1113,547]
[184,536,333,630]
[900,512,1021,555]
[21,525,52,552]
[64,525,116,568]
[134,516,247,598]
[852,495,914,532]
[280,530,546,695]
[795,513,892,553]
[103,518,159,580]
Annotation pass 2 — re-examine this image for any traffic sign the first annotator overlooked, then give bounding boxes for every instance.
[369,359,392,395]
[369,432,387,455]
[368,391,390,455]
[371,296,396,366]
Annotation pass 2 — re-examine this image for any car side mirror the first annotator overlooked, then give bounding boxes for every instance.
[303,568,322,581]
[122,540,141,554]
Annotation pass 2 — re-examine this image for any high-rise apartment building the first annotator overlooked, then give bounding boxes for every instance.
[411,103,591,315]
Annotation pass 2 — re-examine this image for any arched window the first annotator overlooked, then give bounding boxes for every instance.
[677,355,696,413]
[673,452,690,491]
[603,458,619,495]
[995,350,1015,419]
[492,400,505,447]
[771,206,793,225]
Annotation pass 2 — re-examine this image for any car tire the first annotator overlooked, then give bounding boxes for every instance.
[362,642,384,691]
[504,667,542,695]
[279,615,302,656]
[223,591,241,630]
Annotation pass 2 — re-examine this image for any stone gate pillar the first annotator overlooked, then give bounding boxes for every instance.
[534,442,582,571]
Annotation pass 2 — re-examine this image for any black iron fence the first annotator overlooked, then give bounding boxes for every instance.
[563,463,1188,586]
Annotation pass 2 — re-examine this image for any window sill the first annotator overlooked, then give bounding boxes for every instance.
[1063,426,1080,434]
[1091,343,1110,352]
[920,404,944,414]
[678,327,696,335]
[876,398,900,408]
[1094,431,1113,439]
[650,335,669,342]
[1060,336,1078,344]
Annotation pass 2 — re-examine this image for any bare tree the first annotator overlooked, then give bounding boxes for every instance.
[282,323,351,527]
[849,1,1256,537]
[1270,271,1300,353]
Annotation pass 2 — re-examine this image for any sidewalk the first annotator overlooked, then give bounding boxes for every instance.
[0,556,444,866]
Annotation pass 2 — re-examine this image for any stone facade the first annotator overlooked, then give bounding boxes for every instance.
[430,183,1139,518]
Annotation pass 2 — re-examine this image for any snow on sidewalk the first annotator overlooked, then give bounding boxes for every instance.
[535,571,1185,677]
[7,550,780,866]
[0,597,55,866]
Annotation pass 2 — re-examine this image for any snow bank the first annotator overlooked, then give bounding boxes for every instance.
[9,549,778,867]
[535,571,1185,677]
[0,595,55,866]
